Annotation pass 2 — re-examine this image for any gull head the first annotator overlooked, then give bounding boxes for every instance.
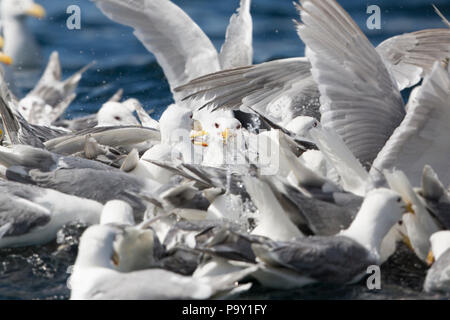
[97,101,140,127]
[100,200,135,226]
[18,96,51,123]
[1,0,46,19]
[75,225,122,269]
[112,226,162,272]
[209,117,242,145]
[121,98,142,113]
[427,231,450,266]
[341,188,406,258]
[285,116,320,140]
[159,104,194,144]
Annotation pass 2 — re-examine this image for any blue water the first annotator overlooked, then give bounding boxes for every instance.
[1,0,449,300]
[17,0,450,119]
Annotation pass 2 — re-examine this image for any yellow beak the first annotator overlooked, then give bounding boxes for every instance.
[190,130,207,139]
[221,128,230,144]
[400,232,414,252]
[0,53,12,65]
[405,201,415,215]
[426,251,435,266]
[26,4,46,19]
[0,37,4,50]
[111,251,120,266]
[190,130,208,147]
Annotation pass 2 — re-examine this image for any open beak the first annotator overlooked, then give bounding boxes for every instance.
[0,53,12,65]
[190,130,208,147]
[191,130,207,139]
[26,4,46,19]
[193,141,208,147]
[111,250,120,267]
[426,251,435,266]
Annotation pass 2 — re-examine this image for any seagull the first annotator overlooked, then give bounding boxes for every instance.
[424,231,450,294]
[201,117,245,167]
[131,104,196,184]
[192,188,407,289]
[0,180,103,249]
[69,224,256,300]
[99,200,165,273]
[176,2,450,134]
[255,0,450,195]
[92,0,253,131]
[17,52,94,126]
[1,0,45,70]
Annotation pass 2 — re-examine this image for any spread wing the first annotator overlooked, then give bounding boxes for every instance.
[370,62,450,187]
[92,0,221,103]
[296,0,405,166]
[376,29,450,90]
[176,57,318,123]
[219,0,253,69]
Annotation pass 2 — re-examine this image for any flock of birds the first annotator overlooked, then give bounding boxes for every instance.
[0,0,449,299]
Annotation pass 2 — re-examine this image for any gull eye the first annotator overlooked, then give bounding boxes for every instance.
[398,220,403,226]
[189,114,193,119]
[313,122,318,128]
[396,197,402,203]
[236,124,241,129]
[114,116,122,121]
[215,123,220,129]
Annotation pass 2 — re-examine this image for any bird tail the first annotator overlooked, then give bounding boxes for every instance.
[0,145,52,168]
[39,51,63,83]
[62,60,96,93]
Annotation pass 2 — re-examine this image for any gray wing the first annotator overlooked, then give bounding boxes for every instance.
[195,227,269,263]
[0,144,115,172]
[54,114,98,131]
[266,176,361,236]
[376,29,450,90]
[5,167,155,220]
[0,94,68,148]
[219,0,253,69]
[176,58,319,122]
[0,181,51,237]
[27,51,91,107]
[296,0,405,166]
[44,126,160,155]
[92,0,220,103]
[370,62,450,187]
[252,236,375,284]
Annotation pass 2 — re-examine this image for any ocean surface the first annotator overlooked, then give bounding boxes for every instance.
[1,0,449,300]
